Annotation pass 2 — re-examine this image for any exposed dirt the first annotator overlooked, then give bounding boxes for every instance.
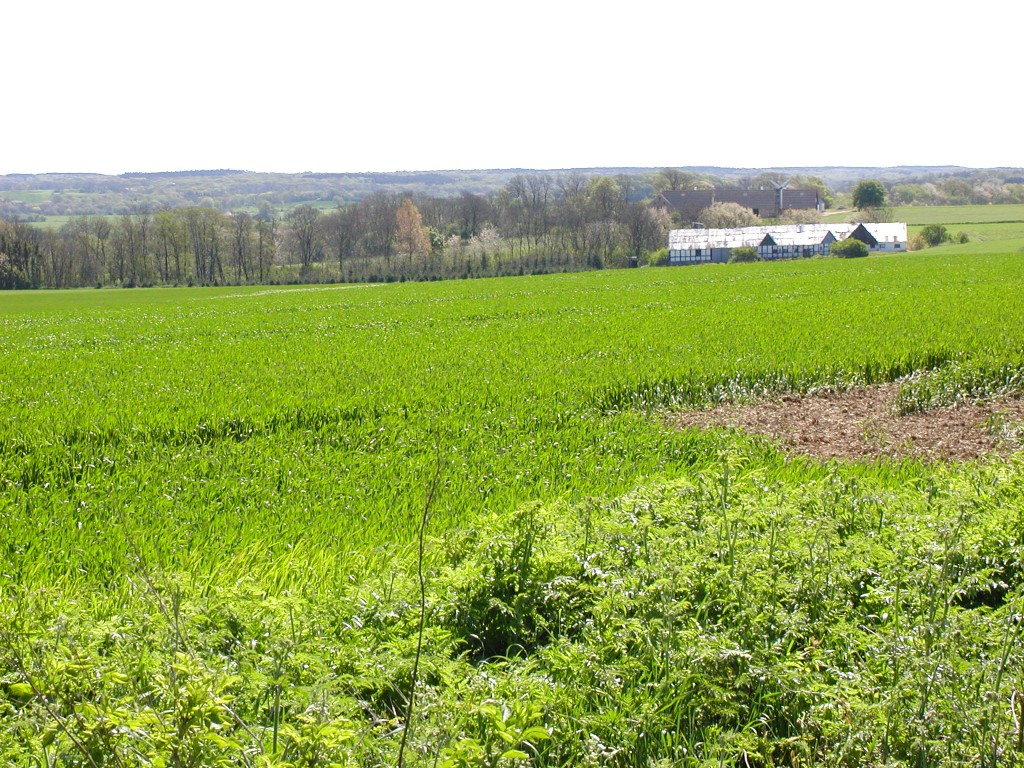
[672,383,1024,461]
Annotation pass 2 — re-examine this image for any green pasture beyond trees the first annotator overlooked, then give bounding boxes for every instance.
[891,203,1024,225]
[822,204,1024,253]
[888,203,1024,252]
[3,253,1024,766]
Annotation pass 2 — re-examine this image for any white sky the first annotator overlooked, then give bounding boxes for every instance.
[4,1,1018,175]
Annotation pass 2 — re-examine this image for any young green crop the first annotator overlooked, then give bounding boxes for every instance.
[2,253,1024,589]
[2,251,1024,766]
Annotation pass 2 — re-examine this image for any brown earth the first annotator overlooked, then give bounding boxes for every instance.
[671,383,1024,461]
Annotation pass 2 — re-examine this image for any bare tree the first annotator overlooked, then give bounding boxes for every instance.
[155,209,187,283]
[323,206,362,281]
[255,214,275,284]
[231,212,254,283]
[557,172,589,256]
[623,202,670,265]
[286,204,323,269]
[361,192,400,263]
[185,207,223,284]
[457,191,490,239]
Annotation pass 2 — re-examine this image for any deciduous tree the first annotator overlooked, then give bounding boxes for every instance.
[652,168,712,194]
[586,176,624,221]
[231,212,254,283]
[851,180,887,210]
[698,201,759,229]
[323,206,362,281]
[395,198,430,267]
[622,202,669,265]
[286,204,323,268]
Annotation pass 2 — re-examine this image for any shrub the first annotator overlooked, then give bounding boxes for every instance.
[830,238,869,258]
[728,247,760,264]
[438,504,582,660]
[646,248,669,267]
[920,224,949,247]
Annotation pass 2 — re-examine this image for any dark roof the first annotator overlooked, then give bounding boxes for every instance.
[656,187,820,217]
[776,189,820,207]
[848,223,879,247]
[657,190,714,209]
[716,190,777,210]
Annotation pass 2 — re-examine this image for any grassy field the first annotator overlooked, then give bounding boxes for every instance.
[2,254,1024,766]
[824,204,1024,253]
[927,222,1024,254]
[889,205,1024,254]
[29,215,80,229]
[891,203,1024,225]
[0,190,54,205]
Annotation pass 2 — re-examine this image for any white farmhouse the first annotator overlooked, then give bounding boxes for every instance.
[667,223,908,265]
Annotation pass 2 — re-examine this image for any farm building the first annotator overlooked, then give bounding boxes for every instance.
[667,222,908,265]
[655,185,824,222]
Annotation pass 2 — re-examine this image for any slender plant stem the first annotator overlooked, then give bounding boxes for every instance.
[397,448,444,768]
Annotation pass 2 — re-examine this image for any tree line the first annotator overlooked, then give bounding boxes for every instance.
[0,173,674,289]
[10,165,1007,289]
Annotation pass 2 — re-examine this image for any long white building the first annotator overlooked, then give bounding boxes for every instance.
[667,222,908,265]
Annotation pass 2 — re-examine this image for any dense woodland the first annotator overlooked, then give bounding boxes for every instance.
[2,166,1023,289]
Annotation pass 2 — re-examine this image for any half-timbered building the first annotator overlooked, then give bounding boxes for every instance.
[667,223,907,265]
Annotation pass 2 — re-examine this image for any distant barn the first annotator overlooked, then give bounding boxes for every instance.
[655,186,823,222]
[667,223,908,265]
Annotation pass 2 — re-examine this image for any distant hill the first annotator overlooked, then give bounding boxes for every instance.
[0,166,1017,220]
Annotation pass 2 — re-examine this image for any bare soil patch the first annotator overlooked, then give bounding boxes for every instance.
[672,383,1024,461]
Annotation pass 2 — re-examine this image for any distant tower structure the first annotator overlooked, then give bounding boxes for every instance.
[771,180,790,214]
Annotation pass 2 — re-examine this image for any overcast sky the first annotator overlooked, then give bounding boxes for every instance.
[5,1,1017,175]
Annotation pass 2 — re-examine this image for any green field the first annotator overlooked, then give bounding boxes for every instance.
[0,190,54,205]
[825,203,1024,254]
[891,203,1024,225]
[3,254,1024,766]
[30,215,80,229]
[893,205,1024,254]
